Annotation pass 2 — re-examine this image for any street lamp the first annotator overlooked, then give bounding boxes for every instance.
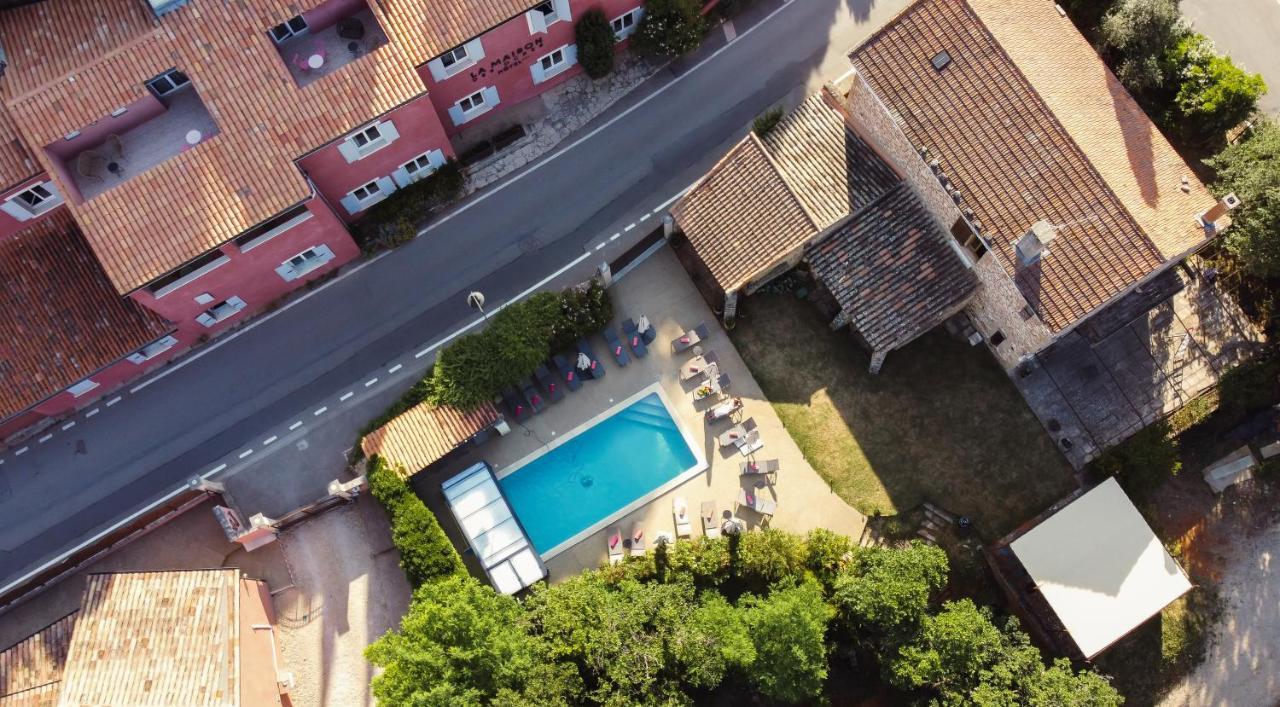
[467,291,487,321]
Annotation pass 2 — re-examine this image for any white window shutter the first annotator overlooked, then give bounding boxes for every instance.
[426,57,447,82]
[391,166,412,187]
[127,352,148,364]
[554,0,571,22]
[316,244,335,262]
[228,296,247,311]
[526,9,547,34]
[482,86,500,109]
[340,193,363,214]
[380,120,400,147]
[337,139,360,163]
[0,198,31,221]
[531,60,546,85]
[448,104,467,125]
[196,312,217,327]
[374,176,397,197]
[464,38,485,62]
[565,44,578,66]
[427,150,447,168]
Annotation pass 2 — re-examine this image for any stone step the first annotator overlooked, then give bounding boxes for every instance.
[916,529,937,543]
[923,504,956,525]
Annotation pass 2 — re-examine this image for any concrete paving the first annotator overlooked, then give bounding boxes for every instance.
[416,247,867,582]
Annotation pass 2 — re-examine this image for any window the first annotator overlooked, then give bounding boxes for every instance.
[540,48,566,73]
[276,245,335,281]
[338,120,399,162]
[127,335,179,364]
[66,379,100,397]
[399,150,445,183]
[440,45,468,69]
[527,0,570,32]
[611,8,642,38]
[949,217,986,259]
[270,15,309,43]
[352,180,381,203]
[146,68,190,97]
[233,204,312,251]
[196,296,247,327]
[2,181,63,220]
[352,124,381,148]
[458,90,486,113]
[146,249,230,297]
[341,176,396,213]
[989,330,1006,347]
[534,1,559,24]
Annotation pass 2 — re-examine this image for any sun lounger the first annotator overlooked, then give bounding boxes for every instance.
[736,429,763,456]
[622,319,649,358]
[701,501,720,538]
[715,372,731,393]
[679,351,719,382]
[501,387,531,423]
[606,526,624,565]
[636,314,657,344]
[551,354,582,392]
[673,496,692,538]
[705,397,743,423]
[577,339,605,379]
[533,363,564,403]
[519,378,546,414]
[629,524,646,556]
[602,327,630,367]
[672,323,710,353]
[740,458,779,477]
[717,418,757,448]
[737,488,777,519]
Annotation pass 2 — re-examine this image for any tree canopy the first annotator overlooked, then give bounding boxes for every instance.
[1209,119,1280,277]
[1099,0,1185,92]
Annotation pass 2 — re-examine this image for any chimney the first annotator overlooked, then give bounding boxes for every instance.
[1016,220,1057,266]
[1197,193,1241,234]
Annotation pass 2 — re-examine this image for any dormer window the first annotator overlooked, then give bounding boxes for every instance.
[270,15,309,43]
[146,69,190,97]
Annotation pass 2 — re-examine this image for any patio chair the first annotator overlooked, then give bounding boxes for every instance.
[501,387,531,424]
[603,327,629,367]
[636,314,657,344]
[576,338,604,379]
[715,372,731,393]
[519,378,546,414]
[737,487,777,520]
[533,363,564,402]
[673,496,692,538]
[704,396,742,423]
[740,458,779,478]
[680,350,718,382]
[629,525,646,556]
[606,526,624,565]
[551,354,581,391]
[103,134,126,164]
[717,417,756,448]
[672,322,710,353]
[75,151,106,182]
[701,501,720,538]
[736,429,763,456]
[622,319,649,358]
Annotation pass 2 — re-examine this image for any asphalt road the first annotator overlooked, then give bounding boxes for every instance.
[1182,0,1280,115]
[0,0,908,591]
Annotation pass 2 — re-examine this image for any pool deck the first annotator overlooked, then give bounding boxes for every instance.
[418,246,867,583]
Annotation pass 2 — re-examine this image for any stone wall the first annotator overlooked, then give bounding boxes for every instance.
[966,253,1055,369]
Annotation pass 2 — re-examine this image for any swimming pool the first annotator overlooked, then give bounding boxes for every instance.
[498,387,704,558]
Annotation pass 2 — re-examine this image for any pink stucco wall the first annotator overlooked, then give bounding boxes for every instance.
[44,95,166,162]
[422,0,644,137]
[298,93,453,223]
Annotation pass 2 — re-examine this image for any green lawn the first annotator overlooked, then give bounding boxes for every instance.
[729,293,1076,539]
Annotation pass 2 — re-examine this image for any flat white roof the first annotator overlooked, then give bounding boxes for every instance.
[1010,477,1191,658]
[442,462,546,595]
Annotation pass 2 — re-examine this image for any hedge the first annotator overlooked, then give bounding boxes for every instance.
[351,160,465,252]
[368,456,464,586]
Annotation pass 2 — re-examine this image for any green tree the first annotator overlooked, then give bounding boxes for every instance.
[1168,34,1267,143]
[1099,0,1185,92]
[969,626,1123,706]
[575,9,616,79]
[736,527,808,587]
[742,577,835,703]
[804,527,856,589]
[632,0,706,58]
[888,599,1006,698]
[833,540,948,640]
[366,574,580,706]
[1208,119,1280,274]
[670,593,756,689]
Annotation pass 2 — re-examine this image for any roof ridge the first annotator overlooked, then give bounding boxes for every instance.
[3,26,166,107]
[748,131,822,232]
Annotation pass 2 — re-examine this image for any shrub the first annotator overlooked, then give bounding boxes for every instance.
[736,527,808,587]
[1099,0,1186,92]
[575,9,616,79]
[1091,420,1181,501]
[1217,353,1280,416]
[352,160,466,251]
[1168,34,1267,144]
[804,527,855,589]
[752,106,784,137]
[1208,119,1280,277]
[742,577,834,703]
[367,456,464,586]
[632,0,706,58]
[552,278,614,350]
[833,541,949,642]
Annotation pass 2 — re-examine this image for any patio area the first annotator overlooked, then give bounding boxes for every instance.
[414,247,867,582]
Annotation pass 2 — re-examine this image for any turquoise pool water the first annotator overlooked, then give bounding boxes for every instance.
[499,392,698,554]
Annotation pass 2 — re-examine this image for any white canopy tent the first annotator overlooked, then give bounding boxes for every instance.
[1010,477,1192,658]
[442,462,546,595]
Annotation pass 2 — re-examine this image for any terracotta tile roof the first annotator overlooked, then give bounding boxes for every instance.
[0,612,77,707]
[672,134,819,293]
[849,0,1210,332]
[0,105,38,190]
[808,184,977,350]
[57,569,242,707]
[377,0,533,65]
[0,211,172,422]
[761,93,900,229]
[968,0,1217,258]
[361,400,500,478]
[0,0,428,292]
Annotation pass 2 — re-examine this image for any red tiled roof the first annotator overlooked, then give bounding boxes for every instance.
[849,0,1214,332]
[362,401,499,478]
[0,105,38,191]
[0,211,172,422]
[0,612,76,707]
[377,0,533,65]
[0,0,428,292]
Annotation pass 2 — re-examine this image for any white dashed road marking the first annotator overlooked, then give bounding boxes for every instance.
[624,223,636,231]
[388,364,403,374]
[62,421,76,431]
[85,408,100,418]
[365,377,380,386]
[238,449,253,459]
[289,421,304,431]
[263,436,278,446]
[314,407,328,416]
[595,243,606,251]
[207,463,227,475]
[639,213,651,222]
[339,392,354,402]
[106,396,122,407]
[37,434,52,443]
[15,447,28,455]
